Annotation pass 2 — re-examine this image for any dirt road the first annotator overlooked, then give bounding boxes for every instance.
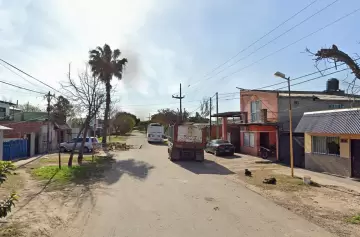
[56,132,334,237]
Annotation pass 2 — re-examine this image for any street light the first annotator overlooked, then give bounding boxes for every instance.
[274,71,294,177]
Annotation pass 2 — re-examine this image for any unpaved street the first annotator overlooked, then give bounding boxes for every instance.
[56,132,334,237]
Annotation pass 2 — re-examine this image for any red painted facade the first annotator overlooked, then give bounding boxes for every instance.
[218,90,279,159]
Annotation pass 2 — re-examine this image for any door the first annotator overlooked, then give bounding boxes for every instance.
[26,134,31,157]
[260,132,270,149]
[351,139,360,178]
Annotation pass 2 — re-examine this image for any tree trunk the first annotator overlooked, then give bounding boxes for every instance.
[68,125,85,167]
[101,81,111,145]
[77,123,89,165]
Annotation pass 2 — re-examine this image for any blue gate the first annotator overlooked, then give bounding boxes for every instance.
[3,139,28,161]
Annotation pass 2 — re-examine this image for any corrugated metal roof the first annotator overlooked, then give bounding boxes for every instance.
[295,108,360,134]
[278,93,360,101]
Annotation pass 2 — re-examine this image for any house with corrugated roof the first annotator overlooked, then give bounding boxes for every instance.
[295,108,360,178]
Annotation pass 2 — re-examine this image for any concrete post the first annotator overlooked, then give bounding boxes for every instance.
[0,130,3,160]
[30,132,35,157]
[222,118,228,140]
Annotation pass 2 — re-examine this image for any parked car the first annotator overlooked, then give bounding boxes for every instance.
[59,137,100,153]
[205,139,235,156]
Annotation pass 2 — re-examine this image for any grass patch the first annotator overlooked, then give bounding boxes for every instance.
[31,155,114,187]
[0,223,25,237]
[39,154,93,164]
[242,169,306,192]
[347,214,360,224]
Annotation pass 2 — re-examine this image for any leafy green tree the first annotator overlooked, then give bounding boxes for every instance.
[0,161,18,218]
[51,96,74,123]
[112,112,136,135]
[88,44,128,145]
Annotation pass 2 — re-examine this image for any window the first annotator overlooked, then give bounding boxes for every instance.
[244,132,255,147]
[312,136,340,156]
[0,107,6,118]
[329,104,344,109]
[250,100,261,122]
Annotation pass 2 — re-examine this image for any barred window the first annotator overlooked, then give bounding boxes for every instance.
[244,132,255,147]
[312,136,340,156]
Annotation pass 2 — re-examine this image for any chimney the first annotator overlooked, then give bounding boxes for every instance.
[260,109,267,123]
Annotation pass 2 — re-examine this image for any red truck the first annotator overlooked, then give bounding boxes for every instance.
[167,123,206,162]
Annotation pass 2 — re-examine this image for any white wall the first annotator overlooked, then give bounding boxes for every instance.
[0,102,10,117]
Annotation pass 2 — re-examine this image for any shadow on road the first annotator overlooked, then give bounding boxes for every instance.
[103,158,155,184]
[175,159,235,175]
[148,142,167,146]
[217,154,242,159]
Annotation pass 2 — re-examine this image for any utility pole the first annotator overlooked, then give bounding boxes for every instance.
[147,113,151,121]
[216,92,219,138]
[46,91,55,153]
[209,97,212,140]
[172,83,185,122]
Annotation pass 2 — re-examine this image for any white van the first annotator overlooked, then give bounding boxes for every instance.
[147,123,164,143]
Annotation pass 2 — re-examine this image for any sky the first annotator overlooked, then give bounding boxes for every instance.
[0,0,359,120]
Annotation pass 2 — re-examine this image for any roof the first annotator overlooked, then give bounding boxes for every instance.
[240,89,360,100]
[54,123,71,130]
[295,108,360,134]
[0,125,12,130]
[278,92,360,101]
[0,100,17,106]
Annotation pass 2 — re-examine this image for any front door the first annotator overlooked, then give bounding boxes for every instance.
[351,139,360,178]
[260,132,270,149]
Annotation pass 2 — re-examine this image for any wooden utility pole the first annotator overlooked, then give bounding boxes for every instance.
[172,83,185,122]
[216,92,219,138]
[45,91,55,153]
[209,97,212,140]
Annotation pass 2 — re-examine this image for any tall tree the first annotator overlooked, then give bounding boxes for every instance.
[88,44,128,145]
[61,65,105,166]
[51,96,74,124]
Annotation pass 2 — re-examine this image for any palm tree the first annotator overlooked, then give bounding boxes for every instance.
[88,44,127,144]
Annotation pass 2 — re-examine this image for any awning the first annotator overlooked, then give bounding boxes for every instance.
[0,125,12,130]
[211,111,244,117]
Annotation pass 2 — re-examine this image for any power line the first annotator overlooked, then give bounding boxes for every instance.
[216,7,360,86]
[0,80,45,94]
[187,0,319,90]
[0,62,48,93]
[200,0,338,85]
[0,58,63,94]
[275,68,349,90]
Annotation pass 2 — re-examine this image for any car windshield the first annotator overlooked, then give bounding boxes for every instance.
[214,140,228,144]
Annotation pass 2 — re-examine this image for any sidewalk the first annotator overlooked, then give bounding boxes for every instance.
[275,167,360,192]
[13,154,48,168]
[207,152,360,192]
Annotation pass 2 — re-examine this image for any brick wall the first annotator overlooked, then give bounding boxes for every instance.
[0,121,43,138]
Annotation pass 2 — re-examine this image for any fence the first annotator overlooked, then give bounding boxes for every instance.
[3,139,28,161]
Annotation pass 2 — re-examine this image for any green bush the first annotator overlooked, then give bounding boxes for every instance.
[0,161,18,218]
